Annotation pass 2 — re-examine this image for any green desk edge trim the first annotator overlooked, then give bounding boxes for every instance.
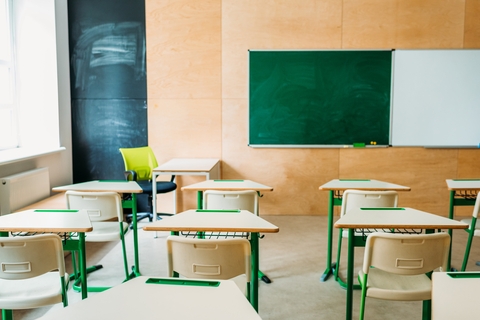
[146,278,220,287]
[196,209,240,213]
[213,179,244,182]
[34,209,79,212]
[447,272,480,278]
[99,180,129,182]
[360,207,405,210]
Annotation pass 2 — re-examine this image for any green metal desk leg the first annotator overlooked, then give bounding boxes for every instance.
[250,232,260,312]
[447,191,455,271]
[197,190,203,209]
[346,228,354,320]
[0,233,13,320]
[131,193,140,276]
[321,191,334,282]
[78,232,88,299]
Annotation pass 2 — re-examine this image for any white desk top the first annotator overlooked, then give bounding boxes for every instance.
[153,158,220,173]
[181,179,274,192]
[0,209,93,233]
[39,276,262,320]
[446,179,480,191]
[53,180,143,194]
[334,207,468,230]
[319,179,410,191]
[432,272,479,319]
[143,209,279,233]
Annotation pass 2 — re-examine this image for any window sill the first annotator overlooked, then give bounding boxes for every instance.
[0,147,66,165]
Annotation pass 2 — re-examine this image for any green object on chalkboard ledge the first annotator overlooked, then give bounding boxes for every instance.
[249,50,392,147]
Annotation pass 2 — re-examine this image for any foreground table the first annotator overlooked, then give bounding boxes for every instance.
[53,180,143,277]
[0,209,92,300]
[334,207,467,320]
[432,271,480,319]
[152,158,221,215]
[318,179,411,282]
[40,276,261,320]
[143,209,279,312]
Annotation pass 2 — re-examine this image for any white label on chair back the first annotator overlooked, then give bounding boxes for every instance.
[193,263,221,276]
[395,258,424,269]
[1,261,32,273]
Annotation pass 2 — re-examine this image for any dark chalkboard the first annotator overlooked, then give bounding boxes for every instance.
[249,50,392,147]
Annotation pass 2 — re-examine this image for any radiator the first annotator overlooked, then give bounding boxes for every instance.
[0,167,50,215]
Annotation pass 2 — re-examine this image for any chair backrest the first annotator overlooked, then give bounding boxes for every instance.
[340,190,398,217]
[0,234,65,280]
[119,146,158,181]
[65,191,123,222]
[203,190,259,215]
[362,232,450,276]
[166,236,251,282]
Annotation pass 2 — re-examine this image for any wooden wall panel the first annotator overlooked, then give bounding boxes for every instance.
[342,0,397,48]
[464,0,480,48]
[146,0,478,215]
[339,148,458,216]
[145,0,221,99]
[396,0,465,48]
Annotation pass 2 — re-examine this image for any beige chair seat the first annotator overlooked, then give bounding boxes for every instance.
[359,268,432,301]
[87,221,129,242]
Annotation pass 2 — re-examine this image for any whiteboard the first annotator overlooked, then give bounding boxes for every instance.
[392,50,480,147]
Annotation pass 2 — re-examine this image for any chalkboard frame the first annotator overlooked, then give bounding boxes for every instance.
[248,49,393,148]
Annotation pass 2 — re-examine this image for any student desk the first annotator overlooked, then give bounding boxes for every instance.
[143,209,279,312]
[445,179,480,269]
[152,158,221,216]
[432,271,480,319]
[182,179,274,209]
[334,207,468,320]
[39,276,262,320]
[0,209,93,300]
[318,179,411,282]
[53,180,143,278]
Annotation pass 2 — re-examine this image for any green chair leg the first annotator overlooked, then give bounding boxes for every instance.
[335,228,343,281]
[461,231,474,271]
[358,274,368,320]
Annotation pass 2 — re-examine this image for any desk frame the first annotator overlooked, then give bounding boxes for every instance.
[335,207,467,320]
[143,209,279,312]
[53,181,142,279]
[319,179,411,283]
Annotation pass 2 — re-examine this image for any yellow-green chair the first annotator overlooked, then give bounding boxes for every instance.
[119,146,176,223]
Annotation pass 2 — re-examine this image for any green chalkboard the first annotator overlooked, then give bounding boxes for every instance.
[249,50,392,147]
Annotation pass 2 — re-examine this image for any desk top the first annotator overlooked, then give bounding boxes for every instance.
[432,272,479,319]
[153,158,220,173]
[446,179,480,191]
[0,209,93,233]
[181,179,274,192]
[143,209,279,233]
[53,180,142,194]
[334,207,467,230]
[319,179,411,191]
[39,276,261,320]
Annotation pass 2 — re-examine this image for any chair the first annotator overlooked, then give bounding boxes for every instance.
[0,234,68,319]
[202,190,272,284]
[335,190,398,282]
[119,146,176,224]
[166,236,251,296]
[460,191,480,271]
[65,191,130,292]
[358,232,450,320]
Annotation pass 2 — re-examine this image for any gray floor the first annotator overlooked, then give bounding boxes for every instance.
[10,215,479,320]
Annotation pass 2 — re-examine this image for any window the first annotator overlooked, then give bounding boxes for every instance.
[0,0,68,163]
[0,0,17,150]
